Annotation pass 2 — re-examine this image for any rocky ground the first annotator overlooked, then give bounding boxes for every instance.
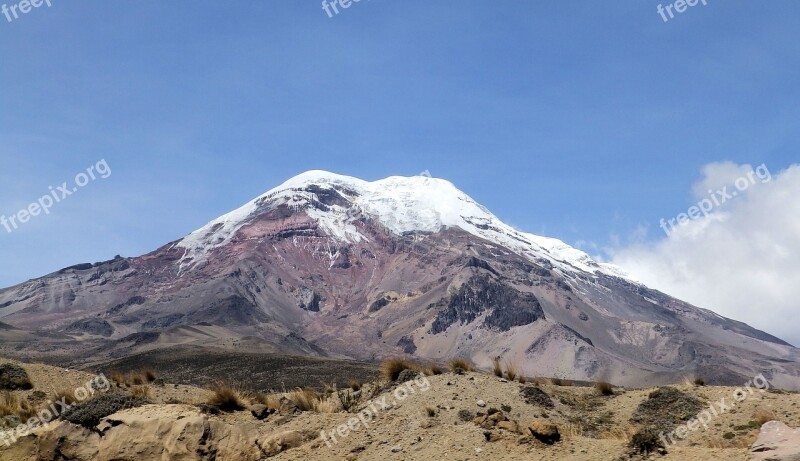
[1,357,799,460]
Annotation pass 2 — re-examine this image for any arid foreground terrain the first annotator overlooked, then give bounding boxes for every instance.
[1,357,799,461]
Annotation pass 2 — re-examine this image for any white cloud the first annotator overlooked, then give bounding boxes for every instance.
[611,163,800,346]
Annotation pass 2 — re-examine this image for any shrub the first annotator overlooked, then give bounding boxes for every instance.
[492,358,503,377]
[519,386,554,408]
[449,359,474,372]
[0,363,33,390]
[595,382,614,396]
[630,387,704,430]
[458,409,474,421]
[518,375,527,384]
[320,381,337,394]
[629,427,664,454]
[381,358,419,381]
[61,393,151,427]
[349,380,362,391]
[425,406,436,417]
[693,377,705,386]
[207,385,246,412]
[337,389,360,413]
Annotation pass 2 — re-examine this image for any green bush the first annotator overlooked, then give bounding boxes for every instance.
[629,427,664,454]
[0,363,33,390]
[61,393,151,427]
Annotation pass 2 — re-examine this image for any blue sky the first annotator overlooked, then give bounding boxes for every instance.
[1,1,799,338]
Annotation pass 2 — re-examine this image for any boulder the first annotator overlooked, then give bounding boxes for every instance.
[527,420,561,445]
[0,405,269,461]
[251,404,270,420]
[472,410,509,429]
[396,369,420,383]
[277,397,300,416]
[257,430,309,457]
[497,420,520,433]
[751,421,800,461]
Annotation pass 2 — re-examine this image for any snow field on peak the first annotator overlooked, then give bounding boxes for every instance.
[176,171,633,281]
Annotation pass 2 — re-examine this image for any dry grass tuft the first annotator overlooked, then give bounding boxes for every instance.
[504,362,517,381]
[286,388,321,412]
[381,358,420,381]
[560,422,584,440]
[320,381,337,395]
[518,375,527,384]
[53,389,79,405]
[207,385,246,412]
[693,377,705,386]
[425,406,437,417]
[249,386,363,414]
[315,396,343,414]
[492,358,503,377]
[0,391,38,420]
[108,369,157,387]
[130,385,153,399]
[595,382,614,396]
[601,423,637,441]
[754,409,776,427]
[449,359,474,372]
[250,392,282,411]
[427,366,443,376]
[348,380,362,392]
[142,369,158,383]
[109,371,125,387]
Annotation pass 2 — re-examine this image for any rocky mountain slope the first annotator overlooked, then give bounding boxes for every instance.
[0,171,798,388]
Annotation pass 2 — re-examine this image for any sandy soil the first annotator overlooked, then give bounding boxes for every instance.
[3,358,799,460]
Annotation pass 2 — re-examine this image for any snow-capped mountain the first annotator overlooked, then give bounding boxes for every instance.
[177,171,629,278]
[1,171,799,388]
